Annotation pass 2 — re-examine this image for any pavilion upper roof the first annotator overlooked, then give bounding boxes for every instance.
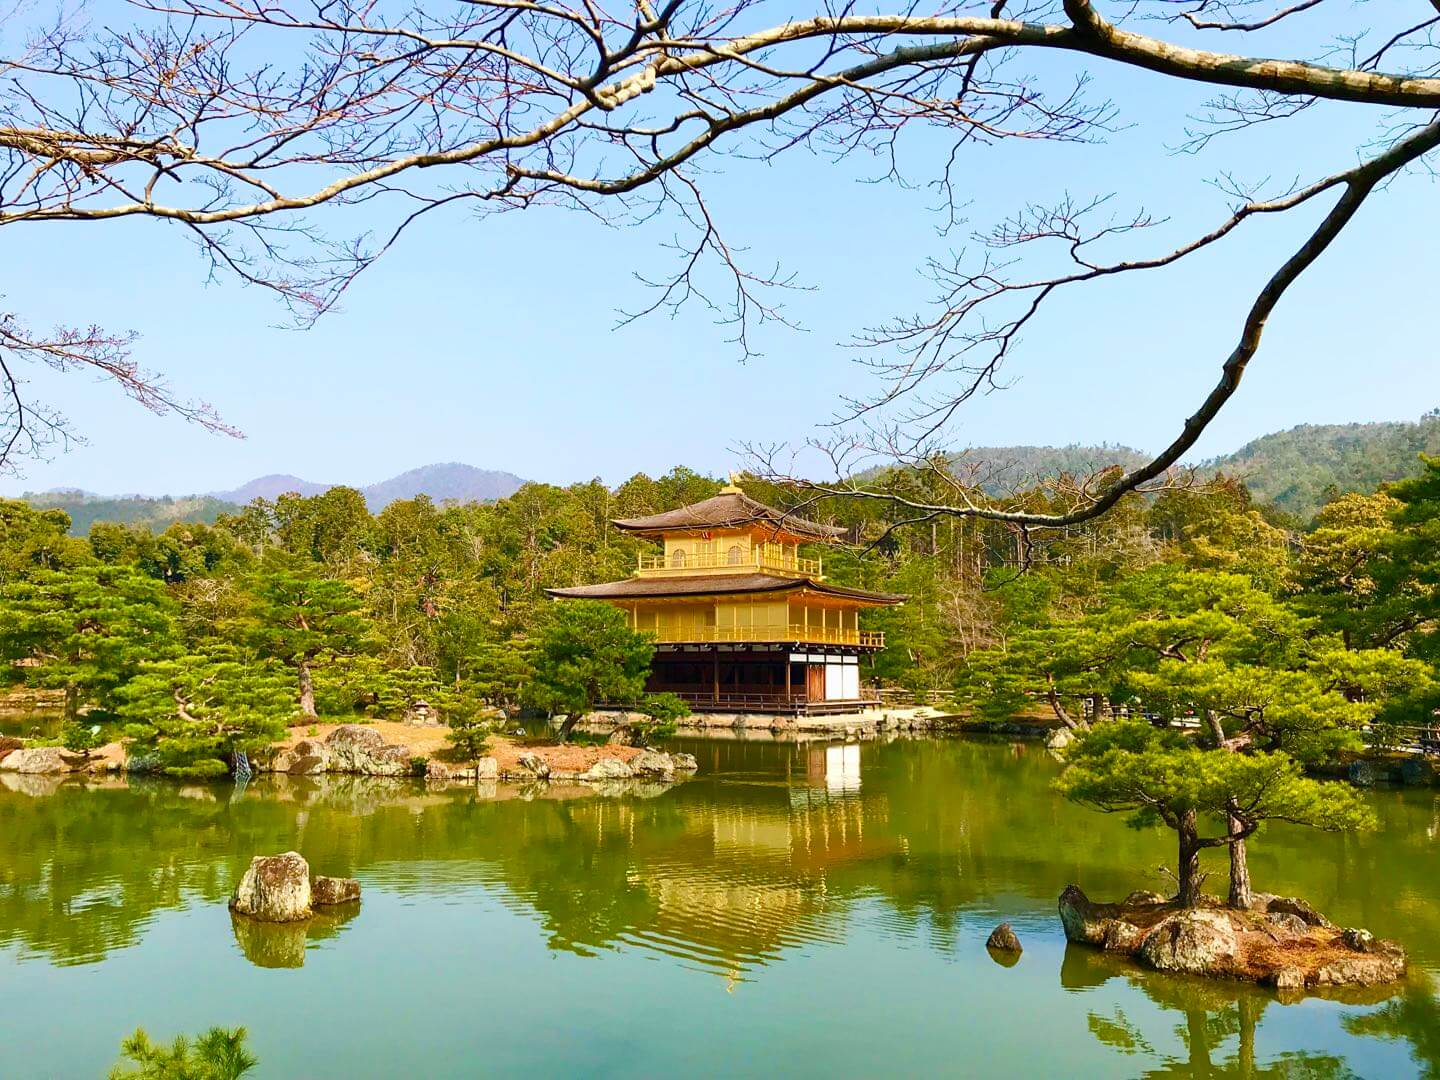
[612,489,846,542]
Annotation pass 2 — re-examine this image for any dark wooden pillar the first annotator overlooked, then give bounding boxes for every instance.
[786,659,792,703]
[713,649,719,705]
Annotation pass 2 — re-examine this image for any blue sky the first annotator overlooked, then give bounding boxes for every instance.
[4,10,1437,496]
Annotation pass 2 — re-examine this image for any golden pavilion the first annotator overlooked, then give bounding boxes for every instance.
[546,481,903,713]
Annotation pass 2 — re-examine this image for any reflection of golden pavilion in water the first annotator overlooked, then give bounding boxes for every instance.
[546,480,904,713]
[618,746,893,984]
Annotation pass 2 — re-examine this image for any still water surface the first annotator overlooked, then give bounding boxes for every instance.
[2,735,1438,1077]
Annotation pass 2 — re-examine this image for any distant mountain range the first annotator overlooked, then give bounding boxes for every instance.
[208,463,527,510]
[24,463,528,534]
[14,412,1440,534]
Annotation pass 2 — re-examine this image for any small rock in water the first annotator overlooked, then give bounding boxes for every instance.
[1044,728,1075,751]
[231,852,312,922]
[986,923,1022,953]
[1400,759,1434,787]
[517,752,551,779]
[1347,760,1379,788]
[311,876,361,906]
[1271,965,1306,991]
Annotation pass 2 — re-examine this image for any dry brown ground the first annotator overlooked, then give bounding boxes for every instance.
[274,720,643,772]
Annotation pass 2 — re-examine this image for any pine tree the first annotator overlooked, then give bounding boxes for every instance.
[117,644,294,776]
[527,601,654,739]
[0,564,178,718]
[244,555,372,718]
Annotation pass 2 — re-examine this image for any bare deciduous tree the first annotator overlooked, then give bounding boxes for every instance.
[2,0,1435,501]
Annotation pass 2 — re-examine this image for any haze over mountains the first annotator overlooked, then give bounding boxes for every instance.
[17,411,1440,534]
[209,463,526,508]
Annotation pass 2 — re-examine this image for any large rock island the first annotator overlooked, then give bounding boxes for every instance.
[1059,885,1405,993]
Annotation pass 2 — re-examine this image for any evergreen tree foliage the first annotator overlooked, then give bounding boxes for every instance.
[244,554,372,717]
[527,601,655,735]
[0,564,179,718]
[1058,721,1373,906]
[109,1025,257,1080]
[116,645,294,776]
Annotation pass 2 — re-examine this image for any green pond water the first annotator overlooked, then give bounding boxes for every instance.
[2,734,1439,1078]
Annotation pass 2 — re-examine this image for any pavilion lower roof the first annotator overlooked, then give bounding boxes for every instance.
[545,573,904,605]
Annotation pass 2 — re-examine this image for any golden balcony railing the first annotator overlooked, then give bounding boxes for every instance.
[637,550,822,578]
[642,624,884,648]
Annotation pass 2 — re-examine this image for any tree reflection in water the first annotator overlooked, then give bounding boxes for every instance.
[1063,943,1435,1078]
[3,738,1439,996]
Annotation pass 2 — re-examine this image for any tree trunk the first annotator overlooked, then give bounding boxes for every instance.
[1203,708,1225,748]
[298,661,317,718]
[556,713,580,743]
[1227,800,1254,910]
[1176,809,1204,907]
[1047,673,1087,731]
[64,683,79,722]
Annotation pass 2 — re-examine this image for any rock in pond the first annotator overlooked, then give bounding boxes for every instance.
[1044,727,1075,752]
[311,876,361,906]
[1348,760,1379,787]
[582,758,634,782]
[231,851,312,922]
[0,736,24,765]
[630,749,674,777]
[670,752,699,773]
[0,746,87,774]
[986,923,1022,953]
[1056,884,1405,992]
[1138,909,1239,976]
[516,752,551,780]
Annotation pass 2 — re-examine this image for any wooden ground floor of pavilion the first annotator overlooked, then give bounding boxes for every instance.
[647,642,878,714]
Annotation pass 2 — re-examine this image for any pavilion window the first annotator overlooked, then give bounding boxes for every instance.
[670,549,687,568]
[727,545,744,565]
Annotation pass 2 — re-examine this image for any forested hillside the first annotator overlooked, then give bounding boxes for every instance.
[3,457,1436,781]
[1210,412,1440,520]
[15,413,1439,535]
[18,493,240,535]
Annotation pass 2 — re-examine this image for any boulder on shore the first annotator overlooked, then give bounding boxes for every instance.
[1044,727,1075,752]
[311,876,361,906]
[271,738,330,775]
[325,725,411,776]
[231,852,313,922]
[986,923,1022,953]
[0,736,24,764]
